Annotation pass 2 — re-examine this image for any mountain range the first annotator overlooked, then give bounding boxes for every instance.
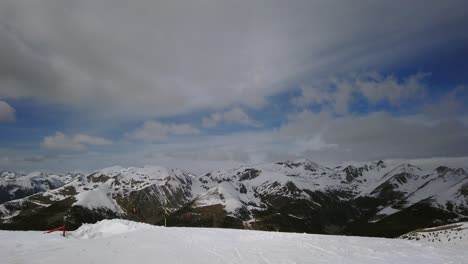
[0,159,466,237]
[0,171,80,204]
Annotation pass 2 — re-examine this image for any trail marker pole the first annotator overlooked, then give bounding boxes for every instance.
[164,198,167,227]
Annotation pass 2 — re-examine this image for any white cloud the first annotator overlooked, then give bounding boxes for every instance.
[41,132,111,151]
[118,110,468,172]
[73,134,113,146]
[424,85,467,118]
[281,110,468,160]
[293,72,429,114]
[0,100,15,121]
[4,108,468,173]
[128,121,200,141]
[202,108,258,128]
[0,1,466,120]
[355,72,428,104]
[293,134,339,153]
[291,86,332,107]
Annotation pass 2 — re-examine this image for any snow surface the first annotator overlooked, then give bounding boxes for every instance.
[0,219,467,264]
[73,185,124,213]
[400,222,468,245]
[377,206,400,216]
[194,182,251,213]
[71,219,154,239]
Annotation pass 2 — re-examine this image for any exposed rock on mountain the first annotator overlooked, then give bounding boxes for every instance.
[0,171,78,203]
[0,159,466,237]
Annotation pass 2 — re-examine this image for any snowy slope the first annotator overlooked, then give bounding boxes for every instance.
[0,219,466,264]
[370,166,467,219]
[191,159,467,220]
[71,166,188,211]
[400,222,468,244]
[191,159,349,215]
[0,171,77,203]
[192,159,392,215]
[0,165,194,226]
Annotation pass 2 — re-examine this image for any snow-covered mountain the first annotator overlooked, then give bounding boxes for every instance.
[177,159,467,236]
[0,159,466,237]
[0,171,78,204]
[0,166,193,229]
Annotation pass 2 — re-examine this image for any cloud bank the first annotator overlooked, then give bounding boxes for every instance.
[1,0,467,119]
[0,1,467,173]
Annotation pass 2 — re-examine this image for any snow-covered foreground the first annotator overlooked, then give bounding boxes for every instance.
[1,220,467,264]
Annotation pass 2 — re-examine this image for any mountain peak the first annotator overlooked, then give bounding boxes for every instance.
[275,158,326,171]
[374,160,385,168]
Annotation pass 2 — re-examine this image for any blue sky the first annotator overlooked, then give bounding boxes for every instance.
[1,0,467,173]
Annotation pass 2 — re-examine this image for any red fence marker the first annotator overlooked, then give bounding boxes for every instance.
[45,225,66,237]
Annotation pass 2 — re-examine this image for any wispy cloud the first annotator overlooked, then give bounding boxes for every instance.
[41,132,111,152]
[423,85,467,118]
[202,108,259,128]
[292,72,429,114]
[127,121,200,142]
[0,100,15,121]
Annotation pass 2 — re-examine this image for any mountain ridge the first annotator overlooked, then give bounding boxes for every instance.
[0,171,79,204]
[0,158,466,237]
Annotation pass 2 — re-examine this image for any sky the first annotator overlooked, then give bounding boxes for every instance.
[0,0,468,174]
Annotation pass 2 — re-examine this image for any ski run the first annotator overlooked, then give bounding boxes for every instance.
[1,219,466,264]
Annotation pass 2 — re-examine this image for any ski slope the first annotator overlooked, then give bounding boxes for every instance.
[0,220,466,264]
[400,222,468,244]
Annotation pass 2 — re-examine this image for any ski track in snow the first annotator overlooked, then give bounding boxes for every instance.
[0,219,466,264]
